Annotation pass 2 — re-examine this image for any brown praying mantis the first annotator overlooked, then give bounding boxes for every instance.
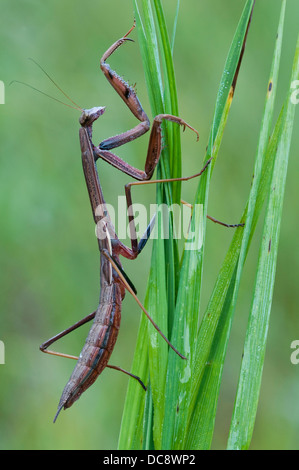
[39,23,243,422]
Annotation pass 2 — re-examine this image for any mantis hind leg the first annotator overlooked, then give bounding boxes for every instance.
[39,311,96,359]
[40,309,146,390]
[107,365,146,391]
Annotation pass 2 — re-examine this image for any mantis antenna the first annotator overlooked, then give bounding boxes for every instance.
[28,57,83,110]
[10,57,83,111]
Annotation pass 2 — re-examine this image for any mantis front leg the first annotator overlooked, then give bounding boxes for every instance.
[98,21,150,157]
[94,113,199,181]
[93,23,199,180]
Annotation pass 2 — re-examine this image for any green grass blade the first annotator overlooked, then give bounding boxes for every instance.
[186,268,238,449]
[152,0,181,198]
[118,310,149,449]
[170,0,180,54]
[146,212,169,448]
[227,33,299,450]
[151,0,182,343]
[184,114,283,449]
[139,0,181,448]
[185,1,286,449]
[119,0,183,449]
[208,0,255,164]
[118,2,166,449]
[185,109,284,448]
[137,0,164,114]
[160,0,256,450]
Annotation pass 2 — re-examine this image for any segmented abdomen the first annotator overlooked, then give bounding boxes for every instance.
[57,282,123,411]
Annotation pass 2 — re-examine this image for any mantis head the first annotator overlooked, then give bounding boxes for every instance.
[79,106,106,127]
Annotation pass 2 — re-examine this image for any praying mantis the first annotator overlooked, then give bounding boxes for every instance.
[40,23,242,422]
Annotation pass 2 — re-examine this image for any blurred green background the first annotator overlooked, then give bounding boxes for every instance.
[0,0,298,450]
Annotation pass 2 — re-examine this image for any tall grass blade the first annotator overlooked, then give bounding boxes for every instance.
[161,0,256,450]
[186,0,286,449]
[119,0,183,449]
[227,31,299,450]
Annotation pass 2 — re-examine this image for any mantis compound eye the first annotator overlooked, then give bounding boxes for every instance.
[79,106,106,126]
[79,111,88,125]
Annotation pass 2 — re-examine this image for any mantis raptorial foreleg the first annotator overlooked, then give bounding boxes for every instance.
[93,113,199,180]
[92,22,199,181]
